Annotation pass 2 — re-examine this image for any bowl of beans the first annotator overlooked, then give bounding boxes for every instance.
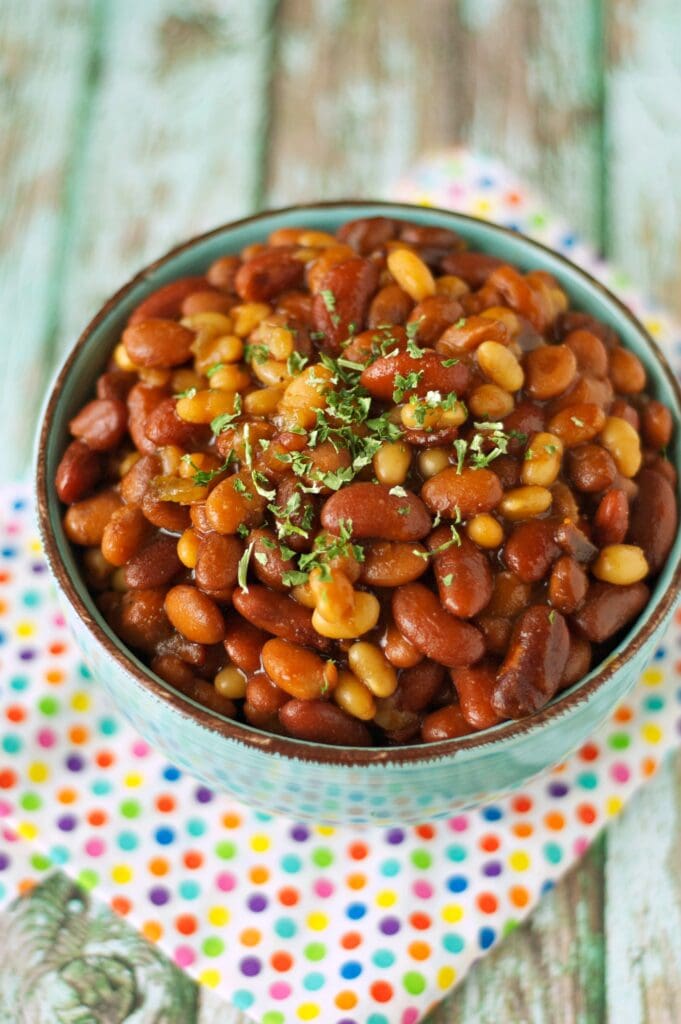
[36,202,681,824]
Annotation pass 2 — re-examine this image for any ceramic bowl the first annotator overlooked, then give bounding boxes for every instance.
[35,201,681,825]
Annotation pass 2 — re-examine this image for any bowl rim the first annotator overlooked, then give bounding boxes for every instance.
[35,198,681,768]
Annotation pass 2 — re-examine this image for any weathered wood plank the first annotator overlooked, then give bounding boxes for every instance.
[0,0,96,480]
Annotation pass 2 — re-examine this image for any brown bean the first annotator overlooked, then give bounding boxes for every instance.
[451,661,503,730]
[421,467,503,520]
[165,585,226,644]
[69,398,128,451]
[322,482,431,542]
[641,400,673,450]
[341,325,408,364]
[555,311,620,349]
[475,614,513,656]
[141,493,190,534]
[361,541,428,587]
[401,425,460,448]
[383,622,424,668]
[312,257,380,353]
[564,329,608,378]
[627,467,678,574]
[206,255,240,293]
[548,556,588,614]
[116,588,173,654]
[145,397,207,448]
[127,384,168,455]
[609,347,646,394]
[399,221,463,250]
[567,444,616,493]
[64,489,122,546]
[151,652,200,689]
[485,571,532,617]
[367,284,413,328]
[337,215,398,254]
[609,399,640,430]
[56,440,102,503]
[262,638,336,700]
[233,585,332,652]
[492,606,569,718]
[436,314,509,356]
[548,403,606,447]
[124,534,183,589]
[205,472,267,535]
[440,250,504,288]
[280,698,372,746]
[101,506,151,566]
[158,632,207,667]
[223,615,267,673]
[120,453,161,505]
[167,669,236,718]
[97,370,137,402]
[360,349,469,402]
[502,401,546,454]
[554,520,599,563]
[392,583,485,667]
[234,246,304,302]
[395,660,446,712]
[180,289,234,317]
[643,453,677,488]
[571,581,649,642]
[406,294,463,345]
[123,319,194,368]
[195,533,243,600]
[560,631,592,690]
[429,528,493,618]
[272,474,318,552]
[592,489,628,548]
[244,672,288,730]
[248,528,295,590]
[550,375,613,414]
[503,519,560,582]
[128,276,207,325]
[421,704,474,742]
[524,344,577,400]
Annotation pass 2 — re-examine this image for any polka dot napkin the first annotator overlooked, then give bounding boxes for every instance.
[2,149,681,1024]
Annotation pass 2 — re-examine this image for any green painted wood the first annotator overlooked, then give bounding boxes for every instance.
[0,0,97,480]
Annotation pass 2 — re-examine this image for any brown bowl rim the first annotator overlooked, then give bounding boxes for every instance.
[35,199,681,768]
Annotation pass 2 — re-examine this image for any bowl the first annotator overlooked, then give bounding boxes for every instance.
[35,201,681,825]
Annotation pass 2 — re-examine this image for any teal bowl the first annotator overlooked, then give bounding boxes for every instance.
[35,201,681,825]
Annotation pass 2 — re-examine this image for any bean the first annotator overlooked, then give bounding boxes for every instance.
[361,541,428,587]
[367,284,413,328]
[383,622,424,668]
[69,397,128,452]
[566,444,616,493]
[56,440,102,503]
[641,400,673,450]
[101,506,151,566]
[145,397,206,448]
[158,632,207,668]
[120,453,161,505]
[115,589,172,654]
[64,489,122,547]
[524,343,577,399]
[279,699,372,746]
[401,424,460,448]
[151,653,199,689]
[476,341,524,392]
[392,582,485,667]
[309,567,355,623]
[167,669,236,717]
[627,467,678,573]
[644,453,677,488]
[126,384,168,454]
[498,485,552,521]
[394,660,445,713]
[421,467,503,520]
[128,276,207,325]
[233,585,332,652]
[321,482,431,541]
[503,401,546,454]
[213,665,247,700]
[548,403,606,448]
[124,534,183,589]
[141,492,191,534]
[247,528,295,591]
[348,642,398,697]
[373,441,412,488]
[195,533,243,599]
[406,294,463,345]
[234,246,304,302]
[610,399,640,430]
[571,581,649,642]
[592,544,648,585]
[262,638,337,700]
[206,254,240,292]
[548,556,588,614]
[560,631,592,690]
[555,311,620,349]
[440,250,504,288]
[312,592,381,639]
[333,671,377,720]
[599,416,642,478]
[436,314,509,356]
[550,375,613,414]
[312,257,379,352]
[466,513,504,549]
[451,661,503,730]
[272,474,318,553]
[205,472,267,534]
[421,704,473,742]
[609,348,646,394]
[337,215,398,254]
[123,319,194,368]
[416,448,449,480]
[475,614,513,656]
[165,585,226,644]
[181,289,234,317]
[429,528,493,618]
[521,432,564,487]
[492,606,570,718]
[469,383,514,420]
[504,519,560,582]
[485,571,532,618]
[360,349,470,403]
[223,615,267,673]
[243,671,289,731]
[564,329,608,378]
[386,248,435,301]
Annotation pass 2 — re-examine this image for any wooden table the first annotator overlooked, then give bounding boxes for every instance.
[2,2,681,1020]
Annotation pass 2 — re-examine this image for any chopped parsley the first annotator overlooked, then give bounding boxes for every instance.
[393,370,424,403]
[174,386,197,400]
[442,573,454,586]
[244,343,270,365]
[413,523,463,560]
[287,350,309,376]
[211,394,243,434]
[180,452,233,486]
[237,542,255,591]
[570,416,585,428]
[206,362,225,378]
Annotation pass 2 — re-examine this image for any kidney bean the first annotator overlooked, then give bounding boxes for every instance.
[312,258,380,353]
[567,444,616,493]
[55,440,102,503]
[244,672,289,730]
[123,534,183,589]
[559,631,592,690]
[127,384,168,455]
[406,294,463,345]
[548,403,606,447]
[641,400,673,450]
[609,399,640,431]
[144,397,206,448]
[361,541,428,587]
[63,489,122,546]
[572,580,649,642]
[322,482,431,541]
[180,289,234,317]
[169,669,237,717]
[492,605,569,718]
[69,398,128,452]
[262,638,336,700]
[395,660,445,712]
[428,528,493,618]
[548,556,588,614]
[524,343,577,400]
[591,489,628,548]
[502,401,546,455]
[128,276,207,325]
[627,467,678,574]
[205,472,267,535]
[164,585,226,644]
[555,311,620,349]
[367,284,413,328]
[421,704,473,742]
[195,533,243,600]
[398,222,462,250]
[643,453,677,488]
[158,631,207,668]
[222,615,267,674]
[609,347,646,394]
[484,571,532,618]
[280,699,372,746]
[503,519,560,582]
[436,314,509,356]
[100,506,150,566]
[248,528,295,590]
[206,255,240,293]
[564,329,608,378]
[337,215,397,255]
[401,425,461,448]
[97,370,137,402]
[114,588,172,654]
[123,319,194,368]
[120,453,160,505]
[234,246,304,302]
[141,493,190,534]
[383,622,424,668]
[550,375,613,414]
[440,251,504,288]
[392,583,485,667]
[421,467,502,520]
[151,652,200,689]
[271,474,318,553]
[360,349,469,402]
[234,585,332,652]
[451,661,503,729]
[475,614,514,655]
